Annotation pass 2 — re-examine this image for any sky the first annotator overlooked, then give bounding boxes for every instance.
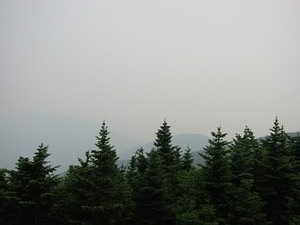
[1,0,300,141]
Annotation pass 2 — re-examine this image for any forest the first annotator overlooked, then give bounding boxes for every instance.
[0,117,299,225]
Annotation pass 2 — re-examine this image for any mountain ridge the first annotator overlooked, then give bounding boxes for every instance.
[0,113,208,172]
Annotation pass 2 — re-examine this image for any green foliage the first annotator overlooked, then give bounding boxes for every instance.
[1,117,299,225]
[153,120,181,224]
[176,169,201,225]
[62,122,132,225]
[0,144,60,225]
[0,168,10,224]
[199,127,232,224]
[125,148,147,224]
[136,149,168,225]
[289,134,300,222]
[228,127,267,225]
[260,118,298,225]
[197,202,219,225]
[182,147,194,170]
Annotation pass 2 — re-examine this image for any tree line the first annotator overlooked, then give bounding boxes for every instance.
[0,118,299,225]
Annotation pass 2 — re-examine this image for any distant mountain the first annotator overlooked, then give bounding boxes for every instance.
[0,113,211,172]
[118,133,209,160]
[0,113,144,172]
[287,132,300,138]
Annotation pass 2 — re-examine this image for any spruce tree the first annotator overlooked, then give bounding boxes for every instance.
[63,122,132,225]
[290,133,300,162]
[0,168,11,224]
[289,134,300,223]
[136,149,168,225]
[154,120,181,172]
[5,144,59,225]
[229,127,267,225]
[199,127,231,225]
[153,120,180,224]
[176,168,201,225]
[261,118,297,225]
[181,146,194,171]
[126,148,147,224]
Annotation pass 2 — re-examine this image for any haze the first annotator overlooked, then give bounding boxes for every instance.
[1,0,299,141]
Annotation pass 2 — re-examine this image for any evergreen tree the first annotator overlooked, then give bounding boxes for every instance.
[230,127,256,184]
[136,149,168,225]
[289,133,300,223]
[153,120,180,224]
[126,148,148,190]
[5,144,59,225]
[197,201,219,225]
[251,135,268,197]
[0,168,11,224]
[290,133,300,162]
[61,152,93,224]
[181,146,194,171]
[126,148,147,224]
[154,120,181,173]
[63,122,132,225]
[261,118,297,225]
[229,127,267,225]
[176,168,201,225]
[199,127,231,225]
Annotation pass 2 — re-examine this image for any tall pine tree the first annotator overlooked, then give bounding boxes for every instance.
[229,127,267,225]
[5,144,59,225]
[199,127,231,225]
[136,149,168,225]
[261,118,297,225]
[153,120,180,224]
[126,148,148,224]
[289,133,300,223]
[63,122,132,225]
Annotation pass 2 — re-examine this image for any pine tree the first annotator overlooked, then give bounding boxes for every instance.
[176,168,201,225]
[61,152,93,224]
[153,120,180,224]
[136,149,168,225]
[199,127,231,225]
[126,148,148,224]
[261,118,297,225]
[229,127,267,225]
[289,133,300,223]
[181,146,194,171]
[63,122,132,225]
[290,133,300,162]
[0,168,11,224]
[5,144,59,225]
[197,201,219,225]
[154,120,182,172]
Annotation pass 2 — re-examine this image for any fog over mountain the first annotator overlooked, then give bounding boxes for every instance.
[1,1,300,142]
[0,113,145,172]
[0,113,208,172]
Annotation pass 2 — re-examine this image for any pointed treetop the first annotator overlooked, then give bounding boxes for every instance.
[268,117,286,139]
[263,117,288,152]
[211,127,227,140]
[154,119,172,149]
[95,121,113,150]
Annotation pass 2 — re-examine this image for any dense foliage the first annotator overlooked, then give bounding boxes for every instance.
[0,118,299,225]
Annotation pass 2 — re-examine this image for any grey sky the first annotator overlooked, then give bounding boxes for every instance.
[1,0,299,141]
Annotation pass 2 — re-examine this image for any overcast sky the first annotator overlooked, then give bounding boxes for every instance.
[1,0,299,141]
